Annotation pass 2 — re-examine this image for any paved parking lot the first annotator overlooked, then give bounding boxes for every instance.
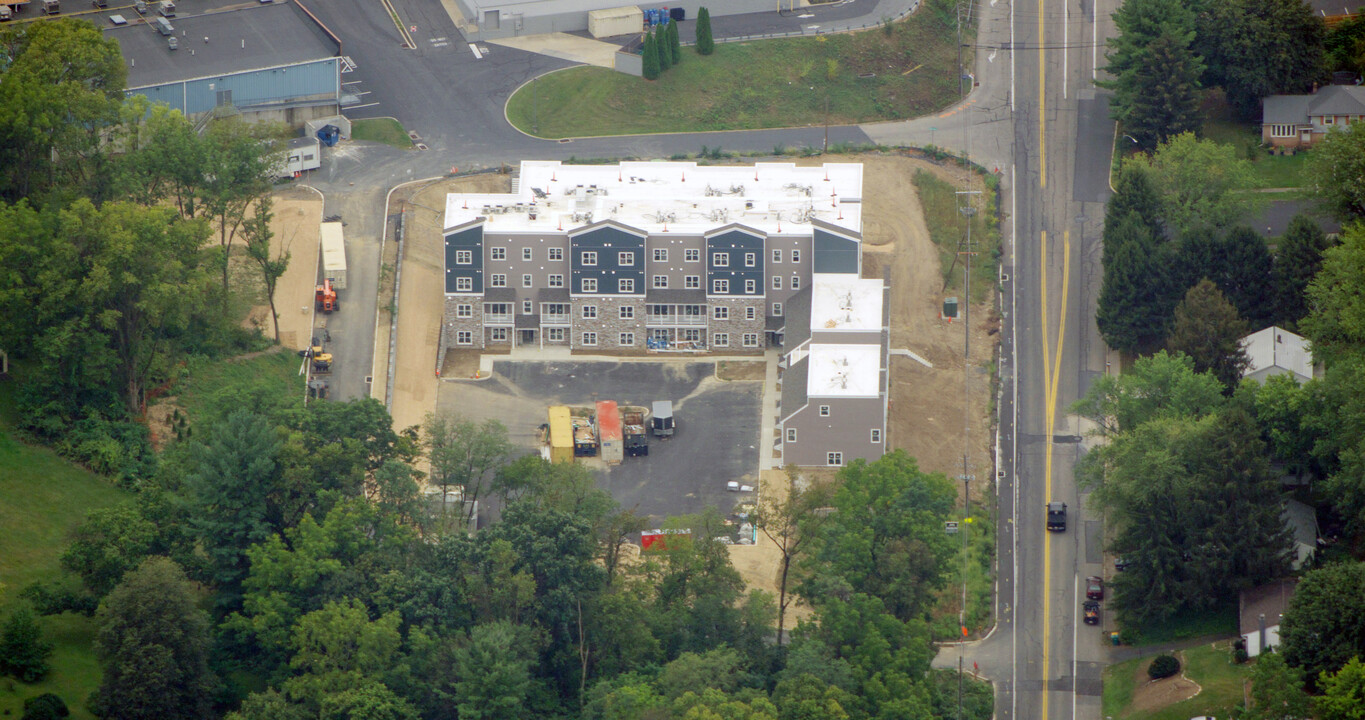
[436,360,762,522]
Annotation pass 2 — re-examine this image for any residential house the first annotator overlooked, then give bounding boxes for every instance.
[1241,326,1314,384]
[1262,85,1365,150]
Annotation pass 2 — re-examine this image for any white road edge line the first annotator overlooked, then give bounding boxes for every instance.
[1092,0,1098,81]
[1010,0,1016,113]
[1072,572,1081,720]
[1062,0,1068,100]
[1010,162,1020,720]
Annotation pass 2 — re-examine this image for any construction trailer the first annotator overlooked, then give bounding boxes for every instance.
[596,401,623,465]
[652,400,674,438]
[621,405,649,457]
[320,221,347,291]
[548,406,574,464]
[572,410,599,457]
[276,136,321,178]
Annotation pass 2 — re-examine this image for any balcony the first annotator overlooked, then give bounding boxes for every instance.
[541,313,571,325]
[483,314,513,326]
[646,313,707,327]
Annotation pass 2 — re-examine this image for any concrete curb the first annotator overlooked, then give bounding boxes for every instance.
[376,174,446,412]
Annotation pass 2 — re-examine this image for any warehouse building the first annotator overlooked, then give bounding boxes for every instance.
[456,0,775,39]
[108,0,342,125]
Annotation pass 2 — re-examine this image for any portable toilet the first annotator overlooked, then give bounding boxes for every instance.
[596,401,623,465]
[548,406,573,464]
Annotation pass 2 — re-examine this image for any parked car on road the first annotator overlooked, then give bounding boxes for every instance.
[1082,600,1100,625]
[1086,576,1104,600]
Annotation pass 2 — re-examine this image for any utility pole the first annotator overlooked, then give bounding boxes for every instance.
[823,95,830,154]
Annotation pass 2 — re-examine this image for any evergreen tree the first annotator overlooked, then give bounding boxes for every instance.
[1104,163,1166,243]
[1166,279,1250,392]
[667,18,682,65]
[1115,30,1203,149]
[93,558,214,720]
[655,25,671,71]
[695,7,715,55]
[1098,214,1176,355]
[1199,0,1326,120]
[642,32,661,80]
[21,694,69,720]
[0,608,52,683]
[1176,226,1275,328]
[1274,213,1334,331]
[1102,0,1200,148]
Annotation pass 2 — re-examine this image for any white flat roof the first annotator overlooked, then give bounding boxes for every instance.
[807,344,881,398]
[444,160,863,236]
[810,274,883,332]
[1242,326,1313,380]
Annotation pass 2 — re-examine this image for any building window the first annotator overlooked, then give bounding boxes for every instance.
[491,327,508,341]
[456,277,473,292]
[456,304,472,318]
[1270,124,1295,138]
[522,274,533,288]
[791,275,800,290]
[685,248,700,262]
[713,279,729,294]
[619,278,635,293]
[549,274,564,287]
[685,275,700,289]
[549,248,563,261]
[582,332,597,346]
[713,252,729,268]
[772,249,782,263]
[457,330,472,345]
[582,305,598,319]
[871,428,881,443]
[1324,115,1335,125]
[619,332,635,346]
[745,279,756,293]
[713,306,729,320]
[522,300,533,314]
[653,275,668,289]
[583,251,598,266]
[745,252,756,267]
[548,327,565,341]
[490,274,507,287]
[455,250,473,265]
[619,306,634,320]
[786,428,797,442]
[683,328,700,342]
[743,333,759,347]
[654,248,668,262]
[791,249,801,263]
[773,302,783,316]
[522,248,533,260]
[582,278,598,293]
[819,405,830,417]
[491,247,506,260]
[619,251,634,266]
[745,307,756,320]
[713,333,729,347]
[827,452,843,466]
[772,276,782,290]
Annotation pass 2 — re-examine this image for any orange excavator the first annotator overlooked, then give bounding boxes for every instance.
[315,278,338,313]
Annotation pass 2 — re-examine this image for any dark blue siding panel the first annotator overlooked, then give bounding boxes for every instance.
[445,226,484,293]
[706,230,765,296]
[571,226,645,295]
[813,229,858,274]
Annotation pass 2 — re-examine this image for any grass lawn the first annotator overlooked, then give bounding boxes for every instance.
[506,0,966,138]
[1103,641,1250,720]
[0,386,130,719]
[172,349,304,429]
[1122,603,1239,647]
[1201,92,1312,190]
[352,118,414,149]
[912,169,998,303]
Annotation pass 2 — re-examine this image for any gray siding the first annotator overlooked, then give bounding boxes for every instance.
[445,225,485,294]
[813,228,859,274]
[782,396,885,467]
[707,229,765,297]
[571,225,646,296]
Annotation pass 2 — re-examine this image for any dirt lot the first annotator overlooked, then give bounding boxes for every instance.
[388,172,514,433]
[1129,653,1201,713]
[237,187,324,351]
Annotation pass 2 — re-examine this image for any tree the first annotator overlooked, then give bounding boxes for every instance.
[1175,226,1275,328]
[1300,358,1365,534]
[243,195,290,343]
[1274,213,1334,330]
[1166,279,1250,391]
[1072,350,1225,436]
[667,18,682,65]
[655,25,672,72]
[1198,0,1325,120]
[1245,651,1311,720]
[1316,656,1365,720]
[0,608,52,682]
[751,467,833,645]
[642,32,661,80]
[21,694,69,720]
[1104,163,1166,240]
[199,118,277,309]
[1327,15,1365,76]
[93,557,214,720]
[1097,213,1178,354]
[1279,561,1365,688]
[1112,30,1203,149]
[186,409,280,609]
[1312,124,1365,221]
[1303,224,1365,366]
[695,7,714,55]
[60,504,157,597]
[423,413,513,531]
[798,451,957,621]
[452,622,537,720]
[1126,133,1257,236]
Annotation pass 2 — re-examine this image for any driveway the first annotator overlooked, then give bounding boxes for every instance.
[436,360,762,522]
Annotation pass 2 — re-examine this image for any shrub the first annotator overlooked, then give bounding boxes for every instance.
[0,608,53,683]
[695,7,714,55]
[1148,654,1181,680]
[22,693,70,720]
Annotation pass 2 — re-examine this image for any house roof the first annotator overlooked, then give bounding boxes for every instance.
[1283,499,1320,566]
[1263,85,1365,124]
[1263,94,1314,125]
[806,344,881,398]
[810,274,884,333]
[1239,578,1299,636]
[1241,326,1314,381]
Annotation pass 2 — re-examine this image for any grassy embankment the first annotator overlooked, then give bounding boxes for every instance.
[1103,641,1251,720]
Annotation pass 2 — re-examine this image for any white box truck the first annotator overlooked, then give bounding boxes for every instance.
[320,222,347,291]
